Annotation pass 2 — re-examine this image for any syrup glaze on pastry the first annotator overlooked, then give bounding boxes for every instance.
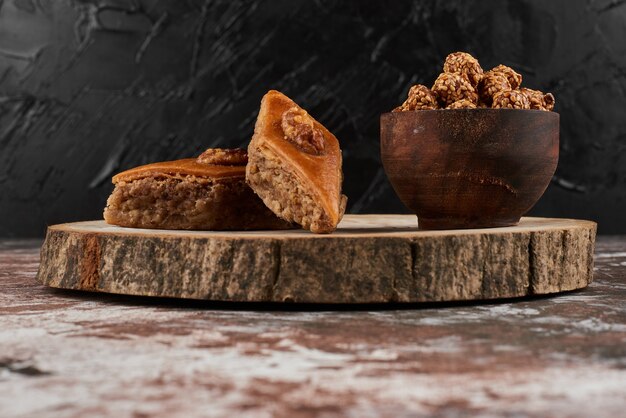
[246,90,347,234]
[104,148,294,230]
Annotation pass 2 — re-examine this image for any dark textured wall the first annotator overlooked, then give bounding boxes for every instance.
[1,0,625,236]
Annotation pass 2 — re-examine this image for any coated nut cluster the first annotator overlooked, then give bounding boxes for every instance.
[394,84,438,111]
[442,52,484,87]
[490,64,522,89]
[520,88,555,111]
[492,90,531,109]
[392,52,556,112]
[432,73,478,107]
[477,72,510,105]
[446,99,477,109]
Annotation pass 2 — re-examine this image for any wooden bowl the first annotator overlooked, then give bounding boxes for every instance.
[380,109,559,230]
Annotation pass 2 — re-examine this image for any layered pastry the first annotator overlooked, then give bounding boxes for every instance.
[104,148,293,230]
[246,90,347,234]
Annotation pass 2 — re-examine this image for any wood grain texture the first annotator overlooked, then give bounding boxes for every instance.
[37,215,596,303]
[380,110,559,229]
[2,238,626,418]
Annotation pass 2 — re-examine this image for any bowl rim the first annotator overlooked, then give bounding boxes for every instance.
[381,108,559,118]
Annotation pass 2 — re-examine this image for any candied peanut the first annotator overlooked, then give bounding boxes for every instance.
[395,52,555,112]
[281,107,325,155]
[519,88,544,110]
[432,73,478,107]
[443,52,484,87]
[520,88,555,111]
[543,93,555,111]
[447,99,477,109]
[393,84,438,111]
[478,72,511,105]
[197,148,248,166]
[492,90,531,109]
[490,65,522,89]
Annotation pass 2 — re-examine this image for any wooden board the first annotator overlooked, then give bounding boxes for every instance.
[37,215,597,304]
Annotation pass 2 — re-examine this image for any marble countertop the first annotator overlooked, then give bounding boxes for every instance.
[1,237,625,417]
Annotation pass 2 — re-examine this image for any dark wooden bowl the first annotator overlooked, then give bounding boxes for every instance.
[380,109,559,229]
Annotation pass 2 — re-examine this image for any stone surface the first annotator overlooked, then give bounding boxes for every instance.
[1,237,626,417]
[37,215,596,303]
[1,1,626,237]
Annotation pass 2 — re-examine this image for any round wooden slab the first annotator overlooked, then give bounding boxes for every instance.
[37,215,597,304]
